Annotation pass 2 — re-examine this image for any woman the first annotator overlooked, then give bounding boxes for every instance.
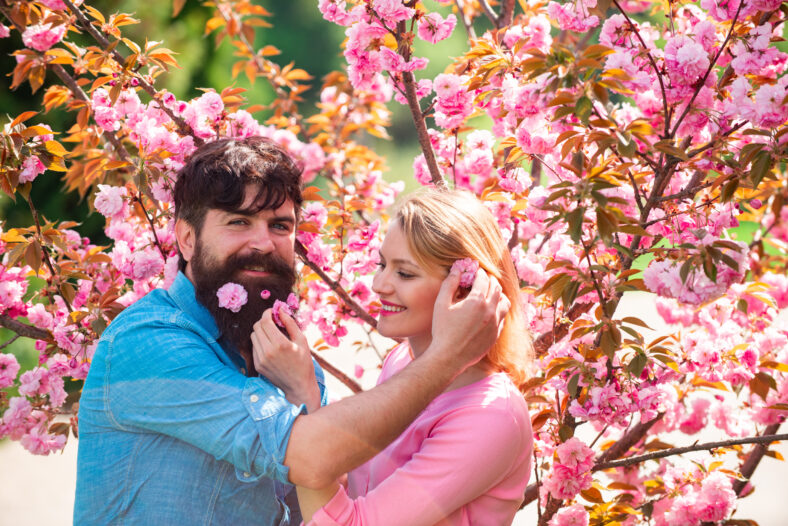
[257,189,533,525]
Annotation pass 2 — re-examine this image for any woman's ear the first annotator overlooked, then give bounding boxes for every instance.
[175,219,196,264]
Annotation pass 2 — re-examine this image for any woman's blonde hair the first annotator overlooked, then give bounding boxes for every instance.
[394,188,533,386]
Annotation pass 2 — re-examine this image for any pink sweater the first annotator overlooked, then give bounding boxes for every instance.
[307,344,533,525]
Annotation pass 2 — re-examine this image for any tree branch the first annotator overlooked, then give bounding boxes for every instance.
[0,315,50,341]
[295,241,378,327]
[595,432,788,470]
[733,423,782,495]
[310,351,362,394]
[61,0,202,142]
[498,0,516,29]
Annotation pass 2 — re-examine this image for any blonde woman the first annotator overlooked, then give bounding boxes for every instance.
[254,189,533,525]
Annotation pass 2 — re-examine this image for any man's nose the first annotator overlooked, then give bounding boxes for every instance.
[247,225,275,253]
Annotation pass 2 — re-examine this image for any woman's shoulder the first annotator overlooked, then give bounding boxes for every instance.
[431,373,530,430]
[377,342,412,383]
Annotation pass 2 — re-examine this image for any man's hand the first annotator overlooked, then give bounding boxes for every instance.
[427,267,510,374]
[251,310,321,413]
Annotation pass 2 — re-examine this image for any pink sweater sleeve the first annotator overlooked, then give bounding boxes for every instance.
[306,405,530,526]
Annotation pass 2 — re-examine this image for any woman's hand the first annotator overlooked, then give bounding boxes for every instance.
[251,309,321,413]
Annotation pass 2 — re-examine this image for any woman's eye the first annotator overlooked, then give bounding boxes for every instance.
[376,262,385,269]
[397,271,414,279]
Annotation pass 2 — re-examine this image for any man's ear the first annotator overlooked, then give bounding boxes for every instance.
[175,218,196,264]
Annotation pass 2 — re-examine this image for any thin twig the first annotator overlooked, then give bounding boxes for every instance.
[478,0,498,25]
[453,0,476,41]
[0,334,21,351]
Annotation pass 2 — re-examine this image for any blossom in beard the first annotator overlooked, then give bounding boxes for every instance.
[216,282,248,313]
[547,1,599,32]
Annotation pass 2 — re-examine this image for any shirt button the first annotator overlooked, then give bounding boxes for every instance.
[250,394,259,403]
[243,472,251,478]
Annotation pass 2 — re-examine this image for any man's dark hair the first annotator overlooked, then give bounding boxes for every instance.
[173,136,304,270]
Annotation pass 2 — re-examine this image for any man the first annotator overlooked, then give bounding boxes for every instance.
[74,137,508,525]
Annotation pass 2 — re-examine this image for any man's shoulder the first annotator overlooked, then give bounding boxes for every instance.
[103,288,182,336]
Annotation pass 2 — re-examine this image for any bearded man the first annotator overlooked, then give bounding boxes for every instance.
[74,137,509,525]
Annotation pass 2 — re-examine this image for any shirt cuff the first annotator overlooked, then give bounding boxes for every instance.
[307,485,352,525]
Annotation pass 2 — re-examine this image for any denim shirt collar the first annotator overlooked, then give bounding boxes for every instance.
[168,271,221,340]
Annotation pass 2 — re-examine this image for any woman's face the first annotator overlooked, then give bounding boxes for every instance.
[372,222,445,354]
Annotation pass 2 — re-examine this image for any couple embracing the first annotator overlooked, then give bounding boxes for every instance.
[74,136,534,525]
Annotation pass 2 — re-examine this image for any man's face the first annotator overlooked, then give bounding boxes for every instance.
[179,187,298,356]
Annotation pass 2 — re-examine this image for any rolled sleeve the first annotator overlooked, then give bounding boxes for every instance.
[239,378,305,483]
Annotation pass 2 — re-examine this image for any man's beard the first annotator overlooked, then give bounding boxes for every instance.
[190,240,297,363]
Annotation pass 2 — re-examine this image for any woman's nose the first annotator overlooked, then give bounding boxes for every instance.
[372,268,391,295]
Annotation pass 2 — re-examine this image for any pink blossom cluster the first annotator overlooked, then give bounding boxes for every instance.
[643,240,747,305]
[1,396,67,455]
[542,437,595,499]
[547,0,599,32]
[548,504,589,526]
[657,471,736,525]
[272,293,300,327]
[450,258,479,288]
[21,21,67,52]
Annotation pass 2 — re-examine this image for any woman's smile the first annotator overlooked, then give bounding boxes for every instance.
[379,300,406,316]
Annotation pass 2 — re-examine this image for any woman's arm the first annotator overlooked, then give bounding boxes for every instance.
[299,403,532,525]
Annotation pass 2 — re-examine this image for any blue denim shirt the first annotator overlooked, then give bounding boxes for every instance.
[74,272,326,525]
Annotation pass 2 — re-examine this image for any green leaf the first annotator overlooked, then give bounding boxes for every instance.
[574,96,593,126]
[628,351,648,378]
[751,150,772,187]
[567,373,580,398]
[566,207,585,243]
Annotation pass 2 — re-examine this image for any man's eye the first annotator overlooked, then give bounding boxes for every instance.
[271,222,291,231]
[229,218,248,226]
